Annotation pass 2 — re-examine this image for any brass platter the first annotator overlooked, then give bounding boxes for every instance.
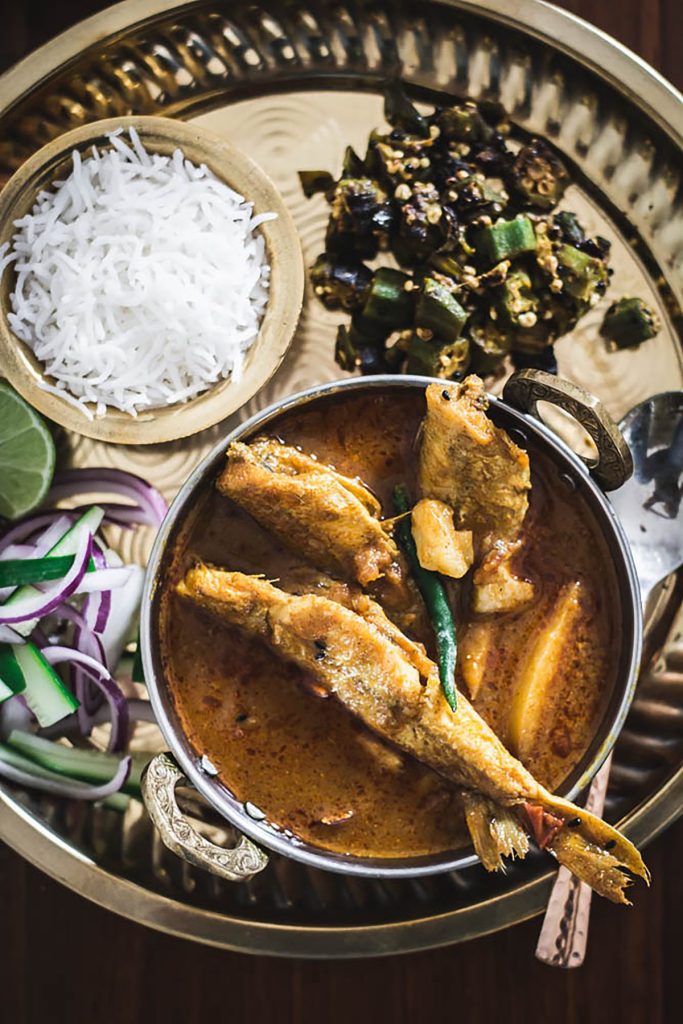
[0,0,681,956]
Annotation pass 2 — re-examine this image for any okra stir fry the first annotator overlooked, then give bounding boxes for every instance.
[300,83,660,380]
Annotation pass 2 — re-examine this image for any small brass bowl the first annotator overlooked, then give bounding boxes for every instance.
[0,116,304,445]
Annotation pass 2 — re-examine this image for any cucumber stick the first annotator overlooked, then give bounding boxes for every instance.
[0,643,27,696]
[7,730,145,797]
[4,506,103,638]
[0,554,97,588]
[9,643,78,726]
[0,742,130,812]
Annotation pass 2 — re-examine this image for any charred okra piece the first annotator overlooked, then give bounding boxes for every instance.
[342,145,367,177]
[555,211,585,247]
[434,102,493,144]
[415,277,468,342]
[495,270,539,329]
[476,215,536,266]
[508,140,569,210]
[335,325,388,374]
[406,335,470,379]
[383,81,429,135]
[298,170,336,198]
[310,254,373,311]
[326,177,393,259]
[395,181,453,261]
[556,244,608,304]
[600,296,660,348]
[360,267,414,329]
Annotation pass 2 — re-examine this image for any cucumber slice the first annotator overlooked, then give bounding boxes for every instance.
[0,643,28,695]
[11,643,79,727]
[4,506,104,638]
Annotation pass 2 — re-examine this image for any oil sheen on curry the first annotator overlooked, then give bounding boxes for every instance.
[160,377,632,889]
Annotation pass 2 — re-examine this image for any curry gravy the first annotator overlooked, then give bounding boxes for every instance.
[160,391,621,859]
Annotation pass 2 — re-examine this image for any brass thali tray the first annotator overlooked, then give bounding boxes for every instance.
[0,0,681,956]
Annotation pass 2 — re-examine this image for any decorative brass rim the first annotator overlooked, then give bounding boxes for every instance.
[0,0,681,956]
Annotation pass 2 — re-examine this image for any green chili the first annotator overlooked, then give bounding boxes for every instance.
[393,485,457,711]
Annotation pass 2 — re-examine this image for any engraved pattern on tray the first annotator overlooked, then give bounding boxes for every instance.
[0,0,681,953]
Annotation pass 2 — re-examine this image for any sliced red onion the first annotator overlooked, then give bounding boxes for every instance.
[0,695,34,738]
[76,566,134,594]
[0,544,37,560]
[47,469,167,527]
[33,515,76,557]
[0,518,81,605]
[59,503,157,529]
[39,697,157,739]
[29,625,50,648]
[42,647,129,752]
[0,625,26,644]
[53,604,108,727]
[94,591,111,635]
[54,602,88,632]
[92,543,107,570]
[0,754,131,800]
[85,544,112,637]
[100,503,153,528]
[73,620,107,715]
[0,512,75,557]
[86,588,111,638]
[95,565,143,667]
[0,531,92,625]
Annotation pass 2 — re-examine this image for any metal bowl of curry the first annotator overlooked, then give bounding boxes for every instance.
[140,370,646,898]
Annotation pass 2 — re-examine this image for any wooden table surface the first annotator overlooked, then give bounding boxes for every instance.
[0,2,681,1021]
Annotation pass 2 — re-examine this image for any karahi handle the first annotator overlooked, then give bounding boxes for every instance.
[504,369,633,491]
[141,752,268,882]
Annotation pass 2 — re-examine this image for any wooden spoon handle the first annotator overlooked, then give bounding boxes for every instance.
[535,753,612,967]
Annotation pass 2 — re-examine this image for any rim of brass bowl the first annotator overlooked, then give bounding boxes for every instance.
[141,374,643,880]
[0,116,304,445]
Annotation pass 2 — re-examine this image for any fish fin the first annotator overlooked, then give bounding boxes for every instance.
[532,791,650,905]
[462,792,529,872]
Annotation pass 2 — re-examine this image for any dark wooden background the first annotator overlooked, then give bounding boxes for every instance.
[0,3,681,1021]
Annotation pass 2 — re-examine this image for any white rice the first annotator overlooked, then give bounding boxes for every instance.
[0,128,275,419]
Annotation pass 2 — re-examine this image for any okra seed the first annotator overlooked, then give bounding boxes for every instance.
[518,311,538,328]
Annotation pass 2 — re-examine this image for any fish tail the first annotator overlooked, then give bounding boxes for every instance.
[462,791,529,872]
[530,791,650,905]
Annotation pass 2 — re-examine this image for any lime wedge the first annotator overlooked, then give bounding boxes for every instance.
[0,381,56,520]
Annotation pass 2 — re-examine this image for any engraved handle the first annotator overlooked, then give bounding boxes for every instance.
[503,369,633,491]
[535,754,612,967]
[141,752,269,882]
